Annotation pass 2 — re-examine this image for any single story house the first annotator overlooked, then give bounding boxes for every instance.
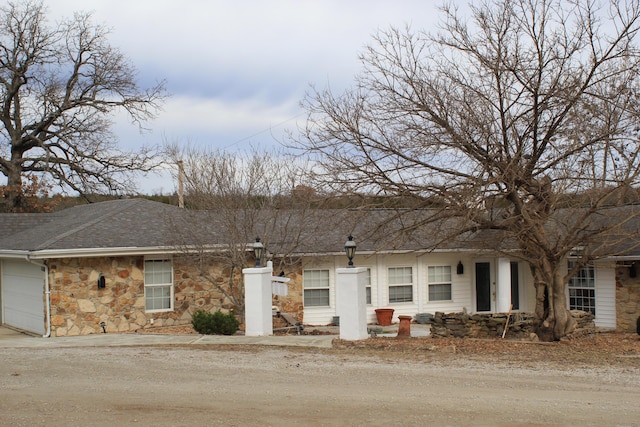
[0,198,638,336]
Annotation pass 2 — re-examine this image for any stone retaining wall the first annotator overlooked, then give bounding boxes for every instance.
[430,310,595,339]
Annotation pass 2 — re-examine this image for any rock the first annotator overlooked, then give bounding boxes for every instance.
[77,299,96,313]
[440,345,457,354]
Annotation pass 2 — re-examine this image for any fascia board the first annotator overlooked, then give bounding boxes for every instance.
[0,250,31,259]
[284,248,499,257]
[25,244,231,259]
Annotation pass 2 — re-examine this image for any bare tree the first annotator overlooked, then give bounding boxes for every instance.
[297,0,640,341]
[165,144,318,317]
[0,1,166,211]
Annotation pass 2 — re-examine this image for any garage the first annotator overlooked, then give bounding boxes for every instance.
[1,259,45,335]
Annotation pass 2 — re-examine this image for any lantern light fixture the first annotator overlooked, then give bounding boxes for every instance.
[253,237,264,267]
[345,235,356,268]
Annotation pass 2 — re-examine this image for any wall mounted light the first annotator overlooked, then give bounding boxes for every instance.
[345,235,356,268]
[456,261,464,275]
[97,274,106,289]
[253,237,264,267]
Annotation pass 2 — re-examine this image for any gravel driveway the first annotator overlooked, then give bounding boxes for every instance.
[1,343,639,426]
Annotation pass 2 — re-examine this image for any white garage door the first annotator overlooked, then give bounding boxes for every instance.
[1,259,45,334]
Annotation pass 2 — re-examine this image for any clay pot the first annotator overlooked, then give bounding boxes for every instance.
[396,315,412,338]
[374,308,395,326]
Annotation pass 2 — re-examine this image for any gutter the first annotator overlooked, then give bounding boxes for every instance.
[25,244,231,260]
[0,250,31,259]
[26,256,51,338]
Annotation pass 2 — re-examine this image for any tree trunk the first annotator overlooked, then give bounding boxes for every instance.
[3,161,23,212]
[534,270,576,341]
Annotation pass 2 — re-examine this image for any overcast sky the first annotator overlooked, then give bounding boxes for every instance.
[44,0,443,194]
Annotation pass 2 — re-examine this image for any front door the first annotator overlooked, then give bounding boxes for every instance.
[475,262,492,312]
[510,261,520,310]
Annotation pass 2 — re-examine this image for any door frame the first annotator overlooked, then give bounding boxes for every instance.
[474,260,494,312]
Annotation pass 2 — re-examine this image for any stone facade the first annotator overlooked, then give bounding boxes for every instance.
[272,266,304,320]
[47,256,304,336]
[615,263,640,332]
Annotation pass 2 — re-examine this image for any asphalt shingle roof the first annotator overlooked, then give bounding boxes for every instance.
[1,198,639,258]
[0,198,193,251]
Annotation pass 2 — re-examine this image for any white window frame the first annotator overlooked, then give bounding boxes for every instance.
[303,269,330,307]
[365,268,372,305]
[428,265,452,302]
[144,257,174,312]
[567,261,596,315]
[388,266,413,303]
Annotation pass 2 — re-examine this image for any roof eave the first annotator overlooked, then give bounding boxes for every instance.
[0,250,31,259]
[24,244,232,259]
[284,247,501,257]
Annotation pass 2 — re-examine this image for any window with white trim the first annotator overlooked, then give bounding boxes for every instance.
[144,258,173,312]
[428,265,452,301]
[303,269,330,307]
[568,261,595,315]
[388,266,413,303]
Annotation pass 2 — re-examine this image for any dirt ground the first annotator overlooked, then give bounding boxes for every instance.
[1,331,639,426]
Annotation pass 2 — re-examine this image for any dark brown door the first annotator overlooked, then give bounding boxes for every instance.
[475,262,491,312]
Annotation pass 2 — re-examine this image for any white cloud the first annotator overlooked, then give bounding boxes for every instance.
[161,95,300,136]
[111,93,301,153]
[40,0,441,193]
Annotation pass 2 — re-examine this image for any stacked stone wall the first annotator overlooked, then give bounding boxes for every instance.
[430,310,595,339]
[48,256,304,336]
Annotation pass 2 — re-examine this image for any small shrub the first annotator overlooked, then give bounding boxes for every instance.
[191,309,239,335]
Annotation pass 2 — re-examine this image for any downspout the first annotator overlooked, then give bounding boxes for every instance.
[26,256,51,338]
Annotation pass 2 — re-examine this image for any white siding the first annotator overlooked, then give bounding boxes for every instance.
[422,254,472,314]
[301,253,475,325]
[299,253,618,329]
[301,264,335,325]
[381,254,419,321]
[594,262,616,329]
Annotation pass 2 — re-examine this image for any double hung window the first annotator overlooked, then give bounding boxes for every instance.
[388,266,413,303]
[428,265,452,301]
[568,261,596,315]
[144,258,173,312]
[304,269,330,307]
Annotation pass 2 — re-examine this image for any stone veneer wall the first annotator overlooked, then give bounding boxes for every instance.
[272,265,303,320]
[48,256,304,336]
[615,263,640,332]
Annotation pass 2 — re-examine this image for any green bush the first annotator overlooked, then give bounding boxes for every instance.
[191,309,239,335]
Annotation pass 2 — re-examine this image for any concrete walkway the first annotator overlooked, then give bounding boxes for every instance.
[0,323,430,349]
[0,328,335,349]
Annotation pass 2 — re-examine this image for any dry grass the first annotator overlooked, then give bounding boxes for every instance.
[138,323,640,368]
[335,332,640,368]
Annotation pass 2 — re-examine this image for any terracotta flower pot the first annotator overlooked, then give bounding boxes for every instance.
[375,308,395,326]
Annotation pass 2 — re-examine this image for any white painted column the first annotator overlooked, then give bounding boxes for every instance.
[336,267,369,340]
[416,255,424,314]
[334,258,343,320]
[376,255,385,307]
[496,257,511,313]
[243,261,273,336]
